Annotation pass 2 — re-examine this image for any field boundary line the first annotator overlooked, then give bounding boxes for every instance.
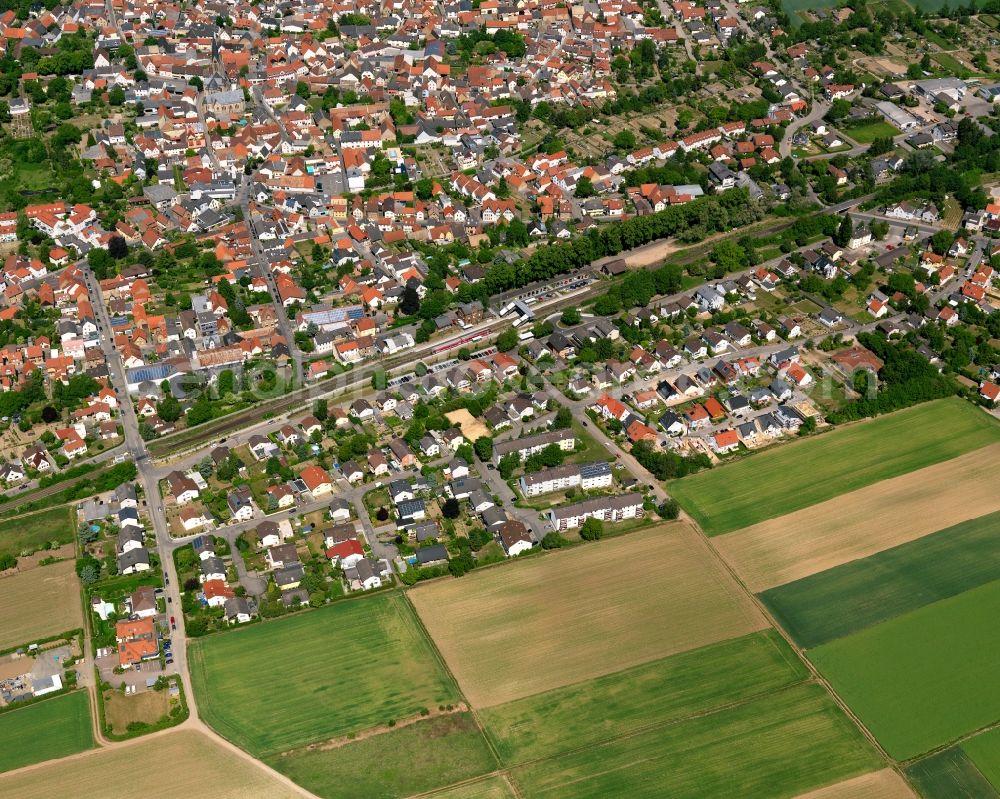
[399,591,507,774]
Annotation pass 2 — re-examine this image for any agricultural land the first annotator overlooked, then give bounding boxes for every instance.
[189,592,461,756]
[0,729,304,798]
[669,399,1000,536]
[409,523,766,708]
[0,691,93,772]
[0,559,82,650]
[713,443,1000,591]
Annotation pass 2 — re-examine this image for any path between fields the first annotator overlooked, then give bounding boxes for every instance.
[277,703,470,756]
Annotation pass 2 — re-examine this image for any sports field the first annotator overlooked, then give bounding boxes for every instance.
[0,691,93,772]
[480,631,807,765]
[0,505,75,560]
[811,579,1000,760]
[190,593,461,756]
[0,560,83,650]
[904,748,999,799]
[763,512,1000,648]
[509,684,882,799]
[793,770,915,799]
[962,729,1000,793]
[0,729,305,798]
[410,524,766,708]
[269,713,498,799]
[669,399,1000,536]
[843,120,900,144]
[715,445,1000,592]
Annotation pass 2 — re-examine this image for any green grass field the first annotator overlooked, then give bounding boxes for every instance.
[0,691,94,772]
[669,399,1000,536]
[762,512,1000,649]
[268,714,497,799]
[0,506,75,560]
[844,120,900,143]
[963,730,1000,794]
[190,594,461,756]
[904,748,999,799]
[480,631,807,766]
[811,580,1000,760]
[509,684,881,799]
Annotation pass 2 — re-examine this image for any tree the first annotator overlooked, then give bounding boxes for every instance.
[496,328,518,352]
[108,86,125,106]
[930,229,953,256]
[575,177,596,198]
[0,553,16,570]
[473,436,493,462]
[448,552,475,577]
[399,285,420,316]
[496,453,518,479]
[833,214,853,247]
[613,129,636,150]
[296,81,310,99]
[658,499,680,520]
[108,235,128,260]
[579,517,603,541]
[157,393,181,422]
[561,308,581,326]
[313,398,328,421]
[442,498,460,519]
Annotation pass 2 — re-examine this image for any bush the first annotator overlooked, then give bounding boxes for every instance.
[541,532,566,549]
[579,517,603,541]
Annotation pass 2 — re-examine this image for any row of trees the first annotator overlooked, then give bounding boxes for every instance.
[480,191,760,298]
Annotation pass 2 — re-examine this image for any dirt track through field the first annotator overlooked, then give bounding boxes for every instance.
[410,523,767,708]
[793,769,916,799]
[713,443,1000,592]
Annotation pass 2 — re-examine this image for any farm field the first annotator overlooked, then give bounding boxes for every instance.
[762,511,1000,648]
[509,684,882,799]
[903,748,999,799]
[0,505,75,560]
[0,691,93,772]
[434,777,518,799]
[190,593,461,756]
[0,729,305,798]
[480,630,807,765]
[962,729,1000,793]
[713,443,1000,592]
[0,560,83,650]
[269,713,497,799]
[811,579,1000,760]
[792,770,915,799]
[668,398,1000,536]
[410,524,766,708]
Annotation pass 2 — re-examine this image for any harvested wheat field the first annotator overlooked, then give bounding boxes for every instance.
[0,561,82,649]
[713,443,1000,593]
[0,729,306,799]
[793,770,916,799]
[409,523,766,708]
